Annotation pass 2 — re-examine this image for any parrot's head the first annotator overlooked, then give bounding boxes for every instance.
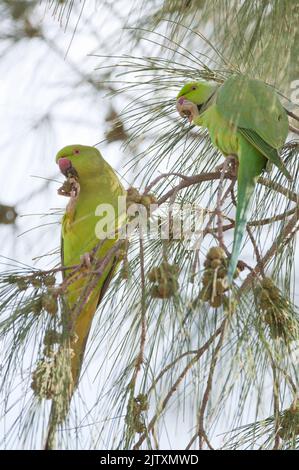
[56,144,105,180]
[176,81,216,122]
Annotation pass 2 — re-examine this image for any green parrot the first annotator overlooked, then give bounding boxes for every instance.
[45,144,125,448]
[176,75,290,283]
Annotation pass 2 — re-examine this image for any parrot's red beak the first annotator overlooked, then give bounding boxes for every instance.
[58,158,72,176]
[176,97,199,123]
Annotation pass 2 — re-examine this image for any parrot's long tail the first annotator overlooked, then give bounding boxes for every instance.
[44,295,99,450]
[227,139,267,284]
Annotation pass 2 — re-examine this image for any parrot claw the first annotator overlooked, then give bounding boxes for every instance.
[176,98,199,123]
[58,177,80,198]
[215,155,238,177]
[80,252,93,269]
[69,178,80,199]
[65,179,80,215]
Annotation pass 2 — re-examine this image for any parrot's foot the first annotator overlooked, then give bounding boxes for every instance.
[80,252,93,269]
[65,179,80,215]
[58,177,80,198]
[215,155,238,177]
[176,98,199,123]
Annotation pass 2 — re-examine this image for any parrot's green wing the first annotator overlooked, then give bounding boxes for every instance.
[96,257,119,307]
[216,75,290,178]
[61,235,118,307]
[238,128,291,180]
[216,75,289,148]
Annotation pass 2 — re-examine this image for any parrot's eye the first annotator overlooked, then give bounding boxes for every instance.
[74,149,80,155]
[191,86,197,90]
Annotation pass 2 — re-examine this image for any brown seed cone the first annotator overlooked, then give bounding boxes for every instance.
[210,259,222,269]
[216,278,229,295]
[207,246,226,260]
[41,293,58,316]
[44,275,56,287]
[199,287,212,301]
[209,295,223,308]
[204,259,211,268]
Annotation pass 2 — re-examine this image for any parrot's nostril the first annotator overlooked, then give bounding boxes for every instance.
[178,97,186,105]
[58,158,72,175]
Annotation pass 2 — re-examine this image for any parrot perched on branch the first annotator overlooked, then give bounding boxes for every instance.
[176,75,290,283]
[45,144,125,448]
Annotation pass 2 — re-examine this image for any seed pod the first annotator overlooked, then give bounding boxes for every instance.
[217,267,227,279]
[199,287,212,301]
[134,420,146,433]
[17,279,29,291]
[259,290,272,310]
[126,187,142,204]
[147,267,161,283]
[278,403,299,440]
[216,278,228,295]
[41,293,58,316]
[207,247,226,260]
[210,295,223,308]
[32,297,43,315]
[202,269,213,280]
[269,287,280,302]
[31,360,55,399]
[31,276,42,288]
[44,329,62,346]
[136,394,148,412]
[210,259,222,269]
[140,195,153,207]
[157,283,172,299]
[44,275,56,287]
[261,277,275,290]
[150,285,160,298]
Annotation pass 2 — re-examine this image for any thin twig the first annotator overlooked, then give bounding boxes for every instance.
[285,108,299,122]
[289,124,299,136]
[133,321,226,449]
[133,237,147,376]
[157,172,298,206]
[240,209,299,292]
[198,320,227,449]
[246,226,265,277]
